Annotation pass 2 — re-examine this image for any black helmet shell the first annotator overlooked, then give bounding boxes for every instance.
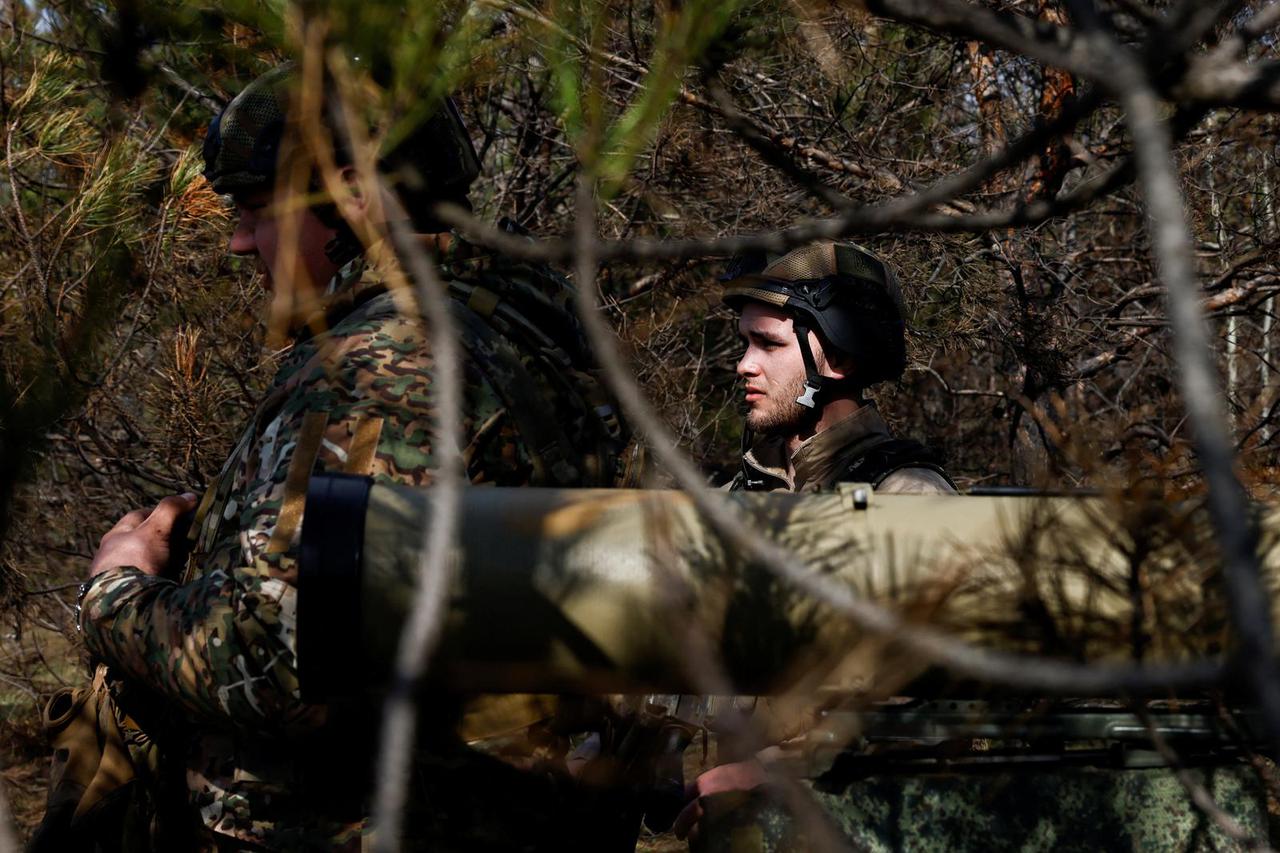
[202,64,480,201]
[722,241,906,387]
[202,65,293,195]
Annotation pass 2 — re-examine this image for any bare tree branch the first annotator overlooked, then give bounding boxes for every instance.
[438,86,1105,264]
[154,62,223,115]
[368,211,465,853]
[1077,8,1280,755]
[864,0,1091,78]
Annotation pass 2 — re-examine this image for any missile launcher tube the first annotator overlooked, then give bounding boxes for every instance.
[297,475,1270,701]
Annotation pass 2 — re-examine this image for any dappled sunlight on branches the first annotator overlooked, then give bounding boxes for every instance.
[9,0,1280,848]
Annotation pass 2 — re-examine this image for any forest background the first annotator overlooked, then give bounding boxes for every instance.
[3,0,1280,845]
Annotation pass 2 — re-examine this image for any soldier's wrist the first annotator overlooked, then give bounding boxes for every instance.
[75,566,147,632]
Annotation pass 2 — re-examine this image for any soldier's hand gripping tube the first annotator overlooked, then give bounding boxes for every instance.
[297,475,1275,703]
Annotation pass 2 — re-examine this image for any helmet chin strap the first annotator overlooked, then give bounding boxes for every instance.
[792,322,827,409]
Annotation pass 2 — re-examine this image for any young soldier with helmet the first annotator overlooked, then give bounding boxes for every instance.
[670,240,958,844]
[722,240,956,495]
[40,64,635,851]
[676,242,1270,851]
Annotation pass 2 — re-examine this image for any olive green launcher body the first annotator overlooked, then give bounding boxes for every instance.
[297,474,1270,701]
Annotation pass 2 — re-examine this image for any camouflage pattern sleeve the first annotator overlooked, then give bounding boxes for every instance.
[79,297,515,730]
[78,561,311,729]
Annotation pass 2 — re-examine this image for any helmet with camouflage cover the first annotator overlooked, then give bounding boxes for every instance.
[202,62,480,203]
[721,240,906,408]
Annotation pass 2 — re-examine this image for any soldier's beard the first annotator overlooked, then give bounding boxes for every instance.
[746,377,815,436]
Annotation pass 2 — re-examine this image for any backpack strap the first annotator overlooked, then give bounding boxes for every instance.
[730,428,777,492]
[452,303,584,485]
[443,235,630,486]
[832,435,957,490]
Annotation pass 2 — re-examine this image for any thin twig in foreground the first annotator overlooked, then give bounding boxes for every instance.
[368,207,465,853]
[1089,22,1280,761]
[309,51,469,851]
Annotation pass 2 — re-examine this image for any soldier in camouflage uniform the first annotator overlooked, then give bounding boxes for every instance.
[676,243,1271,851]
[70,65,633,851]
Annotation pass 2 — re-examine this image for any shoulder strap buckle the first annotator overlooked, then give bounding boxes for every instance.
[835,482,874,510]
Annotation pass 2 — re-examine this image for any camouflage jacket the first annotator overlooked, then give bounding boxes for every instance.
[79,238,629,851]
[729,406,956,495]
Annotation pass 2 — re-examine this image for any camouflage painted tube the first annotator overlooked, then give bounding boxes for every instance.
[297,474,1275,701]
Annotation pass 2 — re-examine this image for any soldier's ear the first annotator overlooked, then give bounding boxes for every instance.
[814,331,853,380]
[823,359,851,381]
[335,165,368,220]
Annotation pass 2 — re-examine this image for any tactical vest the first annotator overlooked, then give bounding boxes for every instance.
[732,431,955,492]
[829,434,956,490]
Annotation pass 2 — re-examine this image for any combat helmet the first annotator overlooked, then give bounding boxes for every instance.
[202,62,480,203]
[722,241,906,409]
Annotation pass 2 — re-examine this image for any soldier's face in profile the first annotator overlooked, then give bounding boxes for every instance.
[736,302,830,434]
[228,187,340,295]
